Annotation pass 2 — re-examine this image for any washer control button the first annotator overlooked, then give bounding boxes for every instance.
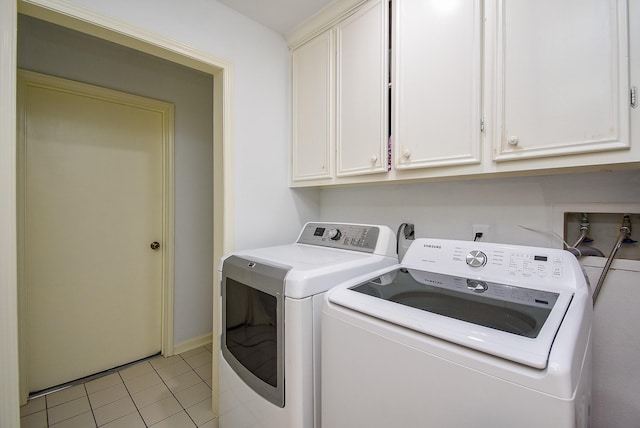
[466,250,487,268]
[467,279,488,293]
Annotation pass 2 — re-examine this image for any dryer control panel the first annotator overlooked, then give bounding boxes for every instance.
[298,222,379,253]
[297,222,395,255]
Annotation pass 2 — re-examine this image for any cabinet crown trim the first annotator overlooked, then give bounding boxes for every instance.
[286,0,368,49]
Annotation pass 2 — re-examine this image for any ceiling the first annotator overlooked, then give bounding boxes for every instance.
[216,0,335,35]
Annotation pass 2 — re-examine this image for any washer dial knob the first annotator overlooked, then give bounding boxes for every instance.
[466,250,487,268]
[328,228,342,241]
[467,279,488,293]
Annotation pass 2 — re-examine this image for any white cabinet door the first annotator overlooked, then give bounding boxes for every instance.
[394,0,483,170]
[494,0,629,161]
[291,0,389,185]
[292,30,334,181]
[336,0,389,177]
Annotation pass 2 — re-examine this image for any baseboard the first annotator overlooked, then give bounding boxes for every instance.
[173,333,213,355]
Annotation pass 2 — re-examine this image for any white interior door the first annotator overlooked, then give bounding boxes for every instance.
[18,70,173,393]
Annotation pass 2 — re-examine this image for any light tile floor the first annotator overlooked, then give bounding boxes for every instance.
[20,345,217,428]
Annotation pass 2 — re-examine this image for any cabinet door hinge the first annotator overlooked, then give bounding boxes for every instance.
[480,116,485,133]
[631,86,637,109]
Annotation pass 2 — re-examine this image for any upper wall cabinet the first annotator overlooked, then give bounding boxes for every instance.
[493,0,630,162]
[290,0,389,185]
[289,0,637,187]
[394,0,483,171]
[291,31,334,181]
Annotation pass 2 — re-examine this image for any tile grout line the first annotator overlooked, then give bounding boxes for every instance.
[45,395,50,428]
[155,351,214,427]
[117,369,150,427]
[45,387,85,428]
[151,354,200,427]
[181,352,215,427]
[24,348,213,428]
[84,383,99,428]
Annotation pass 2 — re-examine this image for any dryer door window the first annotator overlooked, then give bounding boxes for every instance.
[225,277,278,387]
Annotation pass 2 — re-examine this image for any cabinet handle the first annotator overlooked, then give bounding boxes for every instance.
[402,149,411,159]
[370,155,378,164]
[507,136,519,146]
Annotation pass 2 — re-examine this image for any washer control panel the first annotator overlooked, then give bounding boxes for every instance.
[403,238,580,289]
[297,222,381,253]
[457,247,563,280]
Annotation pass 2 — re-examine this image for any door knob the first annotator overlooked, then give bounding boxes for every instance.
[150,241,160,250]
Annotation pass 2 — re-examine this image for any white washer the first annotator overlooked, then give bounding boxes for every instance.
[218,222,397,428]
[322,238,593,428]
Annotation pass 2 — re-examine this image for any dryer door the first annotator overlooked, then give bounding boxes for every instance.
[221,256,289,407]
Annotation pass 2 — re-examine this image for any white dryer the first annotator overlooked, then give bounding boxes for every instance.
[218,222,397,428]
[322,238,593,428]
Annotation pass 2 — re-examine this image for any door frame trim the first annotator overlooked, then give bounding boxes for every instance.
[0,3,19,425]
[13,0,235,413]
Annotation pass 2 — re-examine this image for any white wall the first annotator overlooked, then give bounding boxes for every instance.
[319,169,640,248]
[60,0,321,251]
[16,0,321,347]
[582,258,640,427]
[1,0,319,423]
[8,1,638,426]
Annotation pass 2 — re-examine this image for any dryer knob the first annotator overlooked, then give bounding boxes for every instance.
[466,250,487,268]
[328,228,342,241]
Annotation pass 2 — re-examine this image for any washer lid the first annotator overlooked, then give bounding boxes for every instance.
[328,267,574,369]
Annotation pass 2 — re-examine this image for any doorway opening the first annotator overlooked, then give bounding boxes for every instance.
[16,0,232,413]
